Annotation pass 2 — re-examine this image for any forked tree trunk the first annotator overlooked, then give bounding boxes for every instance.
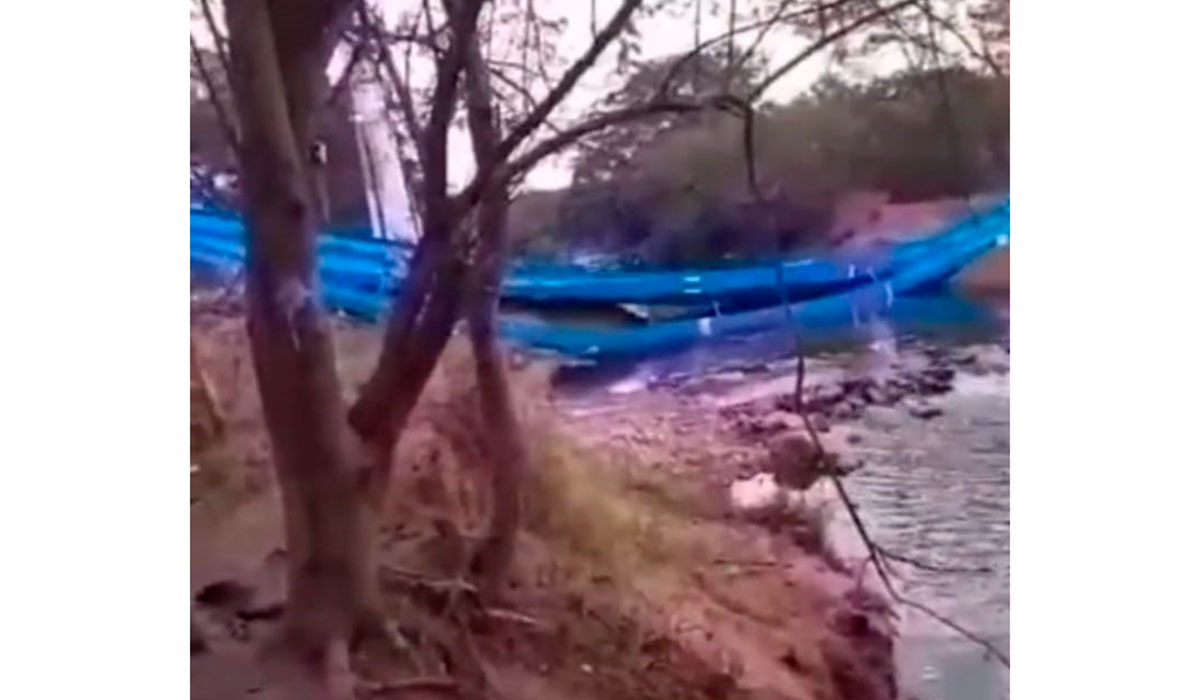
[224,0,378,689]
[461,42,531,596]
[347,227,471,506]
[465,187,530,597]
[346,0,487,506]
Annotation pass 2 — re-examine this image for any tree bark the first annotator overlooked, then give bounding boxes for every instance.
[224,0,377,688]
[346,0,487,507]
[347,226,470,507]
[461,39,530,597]
[464,189,529,597]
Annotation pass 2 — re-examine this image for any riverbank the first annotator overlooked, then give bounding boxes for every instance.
[190,305,902,700]
[554,332,1011,699]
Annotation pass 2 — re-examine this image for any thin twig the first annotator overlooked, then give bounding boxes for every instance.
[380,565,481,594]
[493,0,644,164]
[727,0,736,72]
[521,0,533,94]
[421,0,444,58]
[920,0,986,221]
[359,676,458,695]
[862,0,923,70]
[656,0,861,99]
[736,74,1010,669]
[876,545,993,575]
[750,0,920,102]
[914,0,1006,77]
[729,0,799,80]
[197,0,232,80]
[821,411,1011,666]
[483,608,550,629]
[358,0,425,163]
[190,33,240,151]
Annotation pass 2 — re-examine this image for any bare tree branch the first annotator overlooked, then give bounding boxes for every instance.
[350,22,440,50]
[358,0,427,169]
[489,63,631,168]
[861,0,923,69]
[422,0,445,57]
[464,26,500,172]
[493,0,644,164]
[728,66,1010,666]
[657,0,859,98]
[191,33,241,151]
[488,64,539,111]
[527,4,558,93]
[473,97,709,203]
[914,0,1006,77]
[369,54,428,229]
[198,0,233,79]
[715,57,1008,667]
[735,0,801,76]
[521,0,533,94]
[876,545,994,575]
[422,0,486,229]
[726,0,737,71]
[749,0,920,102]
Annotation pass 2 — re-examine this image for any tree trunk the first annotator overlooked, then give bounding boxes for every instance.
[224,0,376,689]
[465,188,530,597]
[461,40,530,597]
[345,1,488,507]
[347,226,470,507]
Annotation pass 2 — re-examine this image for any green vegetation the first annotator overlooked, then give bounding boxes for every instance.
[512,61,1009,267]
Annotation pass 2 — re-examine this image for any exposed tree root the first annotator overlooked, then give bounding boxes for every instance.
[351,569,495,699]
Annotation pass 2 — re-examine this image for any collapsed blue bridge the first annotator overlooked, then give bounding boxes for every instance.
[191,199,1010,361]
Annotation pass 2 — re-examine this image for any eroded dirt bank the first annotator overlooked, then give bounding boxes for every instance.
[190,302,902,700]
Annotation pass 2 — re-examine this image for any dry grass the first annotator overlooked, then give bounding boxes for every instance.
[189,312,834,592]
[381,335,717,590]
[190,313,895,700]
[190,314,271,520]
[523,425,718,584]
[190,312,835,595]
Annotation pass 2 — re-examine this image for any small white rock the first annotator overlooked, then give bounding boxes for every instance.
[730,472,784,513]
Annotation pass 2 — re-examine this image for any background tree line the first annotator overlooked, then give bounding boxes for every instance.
[510,58,1009,267]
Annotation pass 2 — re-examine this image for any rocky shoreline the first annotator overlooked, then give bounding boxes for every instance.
[737,341,1009,428]
[562,337,1010,555]
[560,337,1009,699]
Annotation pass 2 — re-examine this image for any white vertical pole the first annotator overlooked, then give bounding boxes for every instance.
[349,62,418,243]
[351,111,384,238]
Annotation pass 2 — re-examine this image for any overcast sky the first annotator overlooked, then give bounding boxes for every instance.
[373,0,918,190]
[194,0,969,190]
